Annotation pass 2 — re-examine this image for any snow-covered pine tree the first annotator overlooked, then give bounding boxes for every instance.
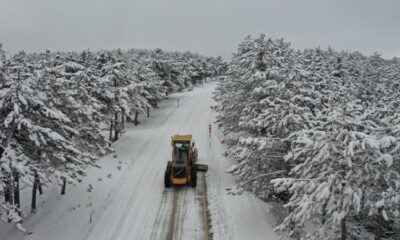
[149,49,181,92]
[272,99,400,239]
[269,49,400,239]
[50,59,111,156]
[217,35,309,200]
[98,51,150,137]
[211,56,228,78]
[216,36,400,239]
[0,52,59,219]
[214,35,255,132]
[129,63,165,118]
[97,52,124,141]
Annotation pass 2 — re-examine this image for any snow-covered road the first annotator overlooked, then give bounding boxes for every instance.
[1,83,283,240]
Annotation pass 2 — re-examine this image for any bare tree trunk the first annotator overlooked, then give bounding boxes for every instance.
[4,177,13,221]
[114,112,119,142]
[2,146,10,205]
[109,121,113,142]
[8,162,15,206]
[61,177,66,195]
[341,217,347,240]
[38,175,43,195]
[112,76,118,142]
[134,112,139,126]
[33,150,43,195]
[2,128,16,221]
[147,106,150,117]
[31,182,37,212]
[121,109,125,126]
[4,174,14,221]
[31,172,38,212]
[4,177,11,204]
[6,175,13,222]
[14,173,20,213]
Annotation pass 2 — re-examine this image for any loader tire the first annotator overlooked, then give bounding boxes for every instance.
[191,168,197,187]
[164,169,171,188]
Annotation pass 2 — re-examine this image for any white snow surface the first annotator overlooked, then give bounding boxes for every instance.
[207,109,283,240]
[0,83,282,240]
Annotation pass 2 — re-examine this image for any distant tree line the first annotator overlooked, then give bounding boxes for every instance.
[214,35,400,239]
[0,44,226,228]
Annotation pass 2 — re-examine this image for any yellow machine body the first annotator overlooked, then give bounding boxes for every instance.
[164,135,208,188]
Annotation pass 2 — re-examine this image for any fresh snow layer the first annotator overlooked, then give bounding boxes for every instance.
[206,91,285,240]
[0,83,283,240]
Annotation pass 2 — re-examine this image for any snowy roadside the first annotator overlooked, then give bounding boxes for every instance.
[205,100,288,240]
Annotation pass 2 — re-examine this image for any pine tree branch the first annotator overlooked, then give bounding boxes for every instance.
[243,170,287,185]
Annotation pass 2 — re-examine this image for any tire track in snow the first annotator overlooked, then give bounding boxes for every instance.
[108,91,199,240]
[142,95,201,240]
[108,128,179,239]
[86,86,211,240]
[147,89,210,240]
[174,187,190,240]
[165,189,179,240]
[84,98,189,240]
[148,189,170,240]
[148,106,199,239]
[160,174,208,240]
[164,95,207,240]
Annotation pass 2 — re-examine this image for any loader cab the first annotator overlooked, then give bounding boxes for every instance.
[175,143,189,162]
[173,142,189,178]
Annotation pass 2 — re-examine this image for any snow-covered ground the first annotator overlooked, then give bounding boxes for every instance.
[206,89,285,240]
[0,83,283,240]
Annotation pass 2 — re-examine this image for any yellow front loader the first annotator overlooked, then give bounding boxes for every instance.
[164,135,208,188]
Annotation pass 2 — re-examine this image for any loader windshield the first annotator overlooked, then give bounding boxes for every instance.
[174,142,189,165]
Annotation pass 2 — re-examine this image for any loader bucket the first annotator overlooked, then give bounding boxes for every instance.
[195,163,208,172]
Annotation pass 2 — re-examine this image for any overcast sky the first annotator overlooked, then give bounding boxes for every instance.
[1,0,399,59]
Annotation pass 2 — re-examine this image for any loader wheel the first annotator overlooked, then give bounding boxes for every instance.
[191,168,197,187]
[164,169,171,188]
